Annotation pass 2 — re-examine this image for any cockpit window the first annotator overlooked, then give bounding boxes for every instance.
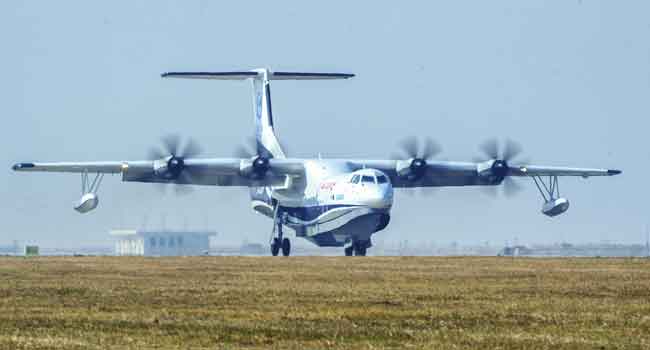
[377,175,388,184]
[351,175,360,184]
[361,175,375,184]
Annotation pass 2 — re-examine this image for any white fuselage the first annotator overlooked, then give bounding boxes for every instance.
[251,160,394,247]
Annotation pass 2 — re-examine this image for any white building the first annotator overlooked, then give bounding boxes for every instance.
[110,229,217,256]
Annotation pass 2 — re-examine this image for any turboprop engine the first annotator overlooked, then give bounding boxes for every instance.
[392,137,441,182]
[239,156,271,180]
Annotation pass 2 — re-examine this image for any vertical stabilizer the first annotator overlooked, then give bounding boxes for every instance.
[251,69,285,159]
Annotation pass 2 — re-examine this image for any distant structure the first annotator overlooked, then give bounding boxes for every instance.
[646,225,650,258]
[0,241,24,256]
[498,245,532,257]
[24,245,39,257]
[110,229,217,256]
[239,241,265,255]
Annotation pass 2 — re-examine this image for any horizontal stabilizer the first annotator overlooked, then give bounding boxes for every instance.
[271,72,354,80]
[161,69,354,81]
[161,71,258,80]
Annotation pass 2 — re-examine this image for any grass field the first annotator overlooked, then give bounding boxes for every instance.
[1,256,649,349]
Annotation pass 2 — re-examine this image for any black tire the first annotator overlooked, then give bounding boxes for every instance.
[358,246,367,256]
[344,246,353,256]
[281,238,291,256]
[353,242,367,256]
[271,238,280,256]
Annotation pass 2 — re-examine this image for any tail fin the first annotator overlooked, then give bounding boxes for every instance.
[162,68,354,159]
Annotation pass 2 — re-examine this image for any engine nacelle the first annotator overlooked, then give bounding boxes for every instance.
[239,157,270,179]
[542,197,569,217]
[396,159,427,180]
[74,193,99,214]
[395,160,412,177]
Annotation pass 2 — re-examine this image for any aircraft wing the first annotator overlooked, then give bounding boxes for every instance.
[12,157,620,188]
[350,160,621,188]
[507,165,621,177]
[12,158,306,187]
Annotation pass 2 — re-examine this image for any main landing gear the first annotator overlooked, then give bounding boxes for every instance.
[344,240,369,256]
[270,212,291,256]
[271,236,290,256]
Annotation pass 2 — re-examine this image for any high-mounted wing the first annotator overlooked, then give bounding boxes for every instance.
[509,165,621,177]
[349,160,479,187]
[13,161,125,174]
[356,137,620,188]
[12,158,305,188]
[349,159,620,188]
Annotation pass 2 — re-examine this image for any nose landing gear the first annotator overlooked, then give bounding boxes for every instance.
[281,237,290,256]
[271,238,280,256]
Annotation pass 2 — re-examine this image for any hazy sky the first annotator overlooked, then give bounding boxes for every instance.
[2,1,648,247]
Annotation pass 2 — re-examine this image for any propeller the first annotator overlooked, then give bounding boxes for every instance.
[233,137,271,180]
[476,138,526,197]
[391,137,442,196]
[394,136,442,162]
[480,138,522,165]
[149,134,204,195]
[392,136,442,180]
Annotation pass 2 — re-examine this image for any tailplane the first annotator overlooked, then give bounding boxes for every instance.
[162,68,354,159]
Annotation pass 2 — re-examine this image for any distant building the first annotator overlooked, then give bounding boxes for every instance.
[498,245,533,257]
[110,229,217,256]
[24,245,39,257]
[0,241,39,256]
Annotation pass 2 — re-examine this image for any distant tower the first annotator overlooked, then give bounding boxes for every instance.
[646,225,649,258]
[645,225,650,258]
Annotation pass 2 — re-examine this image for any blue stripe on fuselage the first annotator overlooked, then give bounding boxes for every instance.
[279,204,361,222]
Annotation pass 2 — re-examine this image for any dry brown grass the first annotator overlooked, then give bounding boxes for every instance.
[0,256,649,349]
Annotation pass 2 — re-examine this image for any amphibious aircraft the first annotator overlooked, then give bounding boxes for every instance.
[12,68,621,256]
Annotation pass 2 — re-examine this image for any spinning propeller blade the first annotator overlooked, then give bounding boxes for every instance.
[398,136,442,160]
[393,137,442,197]
[477,138,527,198]
[479,138,522,162]
[148,134,205,196]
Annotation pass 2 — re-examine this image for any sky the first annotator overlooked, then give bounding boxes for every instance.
[2,1,649,248]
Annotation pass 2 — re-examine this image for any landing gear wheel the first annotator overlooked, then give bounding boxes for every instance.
[353,242,367,256]
[344,246,353,256]
[281,238,291,256]
[271,238,280,256]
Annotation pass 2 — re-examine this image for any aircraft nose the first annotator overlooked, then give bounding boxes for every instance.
[365,184,393,208]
